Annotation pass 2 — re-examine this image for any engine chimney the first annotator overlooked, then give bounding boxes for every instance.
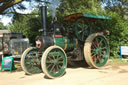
[41,6,47,36]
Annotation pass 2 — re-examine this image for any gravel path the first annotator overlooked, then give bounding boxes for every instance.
[0,64,128,85]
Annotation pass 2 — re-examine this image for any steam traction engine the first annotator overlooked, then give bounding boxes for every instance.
[21,6,111,78]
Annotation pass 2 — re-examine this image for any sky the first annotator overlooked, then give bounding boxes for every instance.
[0,0,59,26]
[0,1,34,26]
[0,16,12,25]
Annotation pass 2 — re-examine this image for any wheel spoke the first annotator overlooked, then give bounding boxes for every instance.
[58,56,63,60]
[92,43,98,49]
[49,64,56,73]
[99,39,103,47]
[47,64,52,69]
[58,64,62,69]
[25,62,31,64]
[91,48,96,52]
[46,61,53,64]
[95,38,99,44]
[48,55,53,59]
[101,47,107,50]
[58,61,63,64]
[92,53,97,57]
[56,65,60,72]
[52,55,55,60]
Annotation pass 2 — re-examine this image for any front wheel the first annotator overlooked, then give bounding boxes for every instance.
[41,46,67,79]
[84,33,109,68]
[21,47,42,74]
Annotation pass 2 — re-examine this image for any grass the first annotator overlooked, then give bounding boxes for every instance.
[109,58,128,65]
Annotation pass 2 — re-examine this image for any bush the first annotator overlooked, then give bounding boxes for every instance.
[104,12,128,58]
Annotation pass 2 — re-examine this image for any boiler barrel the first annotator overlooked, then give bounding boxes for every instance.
[54,37,78,51]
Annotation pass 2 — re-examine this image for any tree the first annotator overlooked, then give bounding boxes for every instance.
[0,0,23,14]
[0,0,51,14]
[9,9,42,45]
[103,0,128,20]
[0,22,7,29]
[57,0,103,17]
[119,0,128,19]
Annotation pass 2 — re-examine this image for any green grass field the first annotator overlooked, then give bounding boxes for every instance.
[109,59,128,65]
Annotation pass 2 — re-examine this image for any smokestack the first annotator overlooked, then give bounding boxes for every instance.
[41,6,47,36]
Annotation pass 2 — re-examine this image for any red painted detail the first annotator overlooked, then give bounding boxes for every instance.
[92,57,97,61]
[93,41,99,46]
[36,40,42,48]
[55,35,63,38]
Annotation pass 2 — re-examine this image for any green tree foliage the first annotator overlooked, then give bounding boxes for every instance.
[9,10,42,45]
[109,13,128,58]
[57,0,103,16]
[0,22,7,29]
[104,0,128,19]
[9,9,52,45]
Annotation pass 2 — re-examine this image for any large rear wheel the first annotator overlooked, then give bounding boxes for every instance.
[41,46,67,79]
[21,47,42,74]
[84,33,109,68]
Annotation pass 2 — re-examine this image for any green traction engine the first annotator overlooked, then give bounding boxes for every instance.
[21,6,111,79]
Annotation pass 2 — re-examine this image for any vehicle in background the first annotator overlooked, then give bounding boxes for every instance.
[0,30,30,60]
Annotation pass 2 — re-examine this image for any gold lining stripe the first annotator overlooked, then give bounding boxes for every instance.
[64,37,68,50]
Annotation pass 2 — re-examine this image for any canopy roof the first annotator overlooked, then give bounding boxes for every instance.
[64,13,112,22]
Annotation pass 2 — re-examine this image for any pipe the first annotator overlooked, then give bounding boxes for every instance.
[40,6,47,36]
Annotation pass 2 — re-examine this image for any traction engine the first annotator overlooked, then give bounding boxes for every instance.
[21,5,111,78]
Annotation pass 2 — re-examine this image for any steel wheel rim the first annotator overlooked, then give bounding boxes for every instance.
[24,48,41,73]
[91,36,109,67]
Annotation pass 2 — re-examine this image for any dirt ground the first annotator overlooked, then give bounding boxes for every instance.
[0,63,128,85]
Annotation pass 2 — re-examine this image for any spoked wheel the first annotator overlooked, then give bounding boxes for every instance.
[41,46,67,79]
[84,33,109,68]
[21,47,42,74]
